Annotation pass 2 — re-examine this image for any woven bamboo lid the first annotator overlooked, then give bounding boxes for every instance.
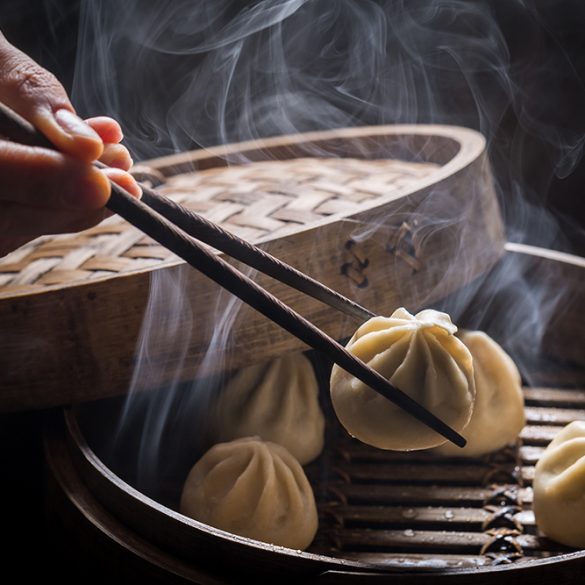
[0,125,505,411]
[0,157,439,296]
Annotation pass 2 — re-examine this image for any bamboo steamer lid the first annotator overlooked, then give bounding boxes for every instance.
[0,125,505,411]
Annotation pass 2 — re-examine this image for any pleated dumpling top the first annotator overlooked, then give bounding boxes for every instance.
[180,437,318,550]
[330,308,475,451]
[211,352,325,465]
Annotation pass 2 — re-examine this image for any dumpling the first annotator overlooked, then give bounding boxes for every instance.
[433,330,525,457]
[533,420,585,548]
[211,352,325,464]
[179,437,318,550]
[330,308,475,451]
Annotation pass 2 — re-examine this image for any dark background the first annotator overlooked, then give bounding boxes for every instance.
[1,0,584,582]
[2,0,584,253]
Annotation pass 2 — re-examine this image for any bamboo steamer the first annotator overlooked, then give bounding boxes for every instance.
[0,125,504,411]
[44,244,585,583]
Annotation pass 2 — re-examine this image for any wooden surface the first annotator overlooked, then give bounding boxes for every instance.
[0,125,505,412]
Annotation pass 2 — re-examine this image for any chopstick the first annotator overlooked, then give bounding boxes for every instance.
[0,103,465,448]
[103,164,376,322]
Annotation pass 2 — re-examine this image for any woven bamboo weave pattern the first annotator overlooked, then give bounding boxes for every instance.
[0,157,438,297]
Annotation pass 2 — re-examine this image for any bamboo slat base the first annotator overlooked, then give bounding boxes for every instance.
[44,380,585,583]
[312,386,580,568]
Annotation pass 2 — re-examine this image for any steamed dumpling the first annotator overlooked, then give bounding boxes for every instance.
[180,437,318,550]
[533,421,585,548]
[330,308,475,451]
[434,330,525,457]
[212,352,325,464]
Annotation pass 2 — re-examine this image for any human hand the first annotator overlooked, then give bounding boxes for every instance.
[0,32,142,257]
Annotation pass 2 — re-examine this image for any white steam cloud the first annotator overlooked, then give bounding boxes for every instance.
[70,0,585,490]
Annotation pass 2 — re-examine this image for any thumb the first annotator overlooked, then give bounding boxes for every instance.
[0,32,103,162]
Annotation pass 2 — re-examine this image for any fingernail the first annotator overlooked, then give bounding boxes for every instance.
[63,169,110,209]
[101,144,133,170]
[128,175,142,198]
[102,168,142,198]
[55,109,101,141]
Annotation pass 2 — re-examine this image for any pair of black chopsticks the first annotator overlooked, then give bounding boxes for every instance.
[0,101,465,448]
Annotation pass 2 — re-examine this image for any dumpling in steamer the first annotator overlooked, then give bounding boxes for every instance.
[533,420,585,548]
[330,308,475,451]
[180,437,318,550]
[434,330,525,457]
[212,352,325,465]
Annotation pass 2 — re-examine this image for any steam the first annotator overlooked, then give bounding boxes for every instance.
[70,1,584,490]
[72,1,585,245]
[71,2,503,155]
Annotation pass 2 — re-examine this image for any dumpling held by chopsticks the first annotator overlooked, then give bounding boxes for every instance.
[330,307,475,451]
